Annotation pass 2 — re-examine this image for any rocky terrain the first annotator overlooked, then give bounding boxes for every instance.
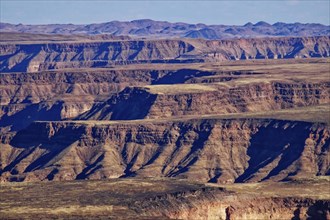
[80,81,329,120]
[0,31,329,219]
[1,35,329,72]
[0,178,329,219]
[1,19,329,39]
[1,59,329,131]
[1,117,329,183]
[0,59,329,184]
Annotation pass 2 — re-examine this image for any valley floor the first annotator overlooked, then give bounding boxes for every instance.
[0,177,329,219]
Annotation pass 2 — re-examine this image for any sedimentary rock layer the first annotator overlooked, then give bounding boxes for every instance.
[1,119,329,183]
[80,81,330,120]
[1,36,329,72]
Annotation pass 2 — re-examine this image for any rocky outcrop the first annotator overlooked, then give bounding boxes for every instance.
[1,36,329,72]
[1,119,329,183]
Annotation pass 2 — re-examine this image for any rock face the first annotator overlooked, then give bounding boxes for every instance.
[1,59,329,129]
[80,81,330,120]
[1,119,329,183]
[0,68,218,130]
[1,36,329,72]
[0,40,194,72]
[1,19,329,39]
[2,62,329,132]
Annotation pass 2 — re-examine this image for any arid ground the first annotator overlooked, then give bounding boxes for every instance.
[0,32,329,219]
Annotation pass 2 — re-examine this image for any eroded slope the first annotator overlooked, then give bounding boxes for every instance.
[1,36,329,72]
[1,117,329,183]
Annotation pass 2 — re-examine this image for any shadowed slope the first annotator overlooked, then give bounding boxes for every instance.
[1,118,329,183]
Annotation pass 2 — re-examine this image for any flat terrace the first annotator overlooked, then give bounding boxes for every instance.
[0,177,329,219]
[38,104,330,126]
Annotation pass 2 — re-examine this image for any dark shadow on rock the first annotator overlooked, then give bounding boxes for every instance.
[1,44,43,72]
[46,167,59,180]
[0,101,64,131]
[110,88,157,120]
[77,87,157,120]
[2,123,85,175]
[292,208,300,220]
[153,69,214,85]
[235,120,311,182]
[208,171,223,183]
[167,121,214,177]
[306,201,330,220]
[76,153,105,180]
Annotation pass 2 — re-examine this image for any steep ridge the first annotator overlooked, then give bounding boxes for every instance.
[1,36,329,72]
[1,19,329,39]
[1,118,329,183]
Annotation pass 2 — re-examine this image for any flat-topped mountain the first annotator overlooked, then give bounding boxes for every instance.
[1,35,329,72]
[1,19,329,39]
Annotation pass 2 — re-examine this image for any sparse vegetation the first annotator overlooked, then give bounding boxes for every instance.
[1,177,329,219]
[0,29,329,219]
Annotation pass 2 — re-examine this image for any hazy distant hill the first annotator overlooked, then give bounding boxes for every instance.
[1,19,329,39]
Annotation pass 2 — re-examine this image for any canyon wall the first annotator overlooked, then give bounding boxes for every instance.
[0,68,216,130]
[1,36,329,72]
[80,81,330,120]
[1,119,329,183]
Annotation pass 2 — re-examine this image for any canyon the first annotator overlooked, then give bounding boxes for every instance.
[0,31,329,219]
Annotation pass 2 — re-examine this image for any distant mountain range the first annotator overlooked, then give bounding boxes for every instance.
[1,19,329,40]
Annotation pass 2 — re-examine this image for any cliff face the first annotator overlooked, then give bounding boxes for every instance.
[1,61,329,131]
[0,68,217,130]
[0,40,194,72]
[1,36,329,72]
[201,36,330,62]
[1,119,329,183]
[79,81,330,120]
